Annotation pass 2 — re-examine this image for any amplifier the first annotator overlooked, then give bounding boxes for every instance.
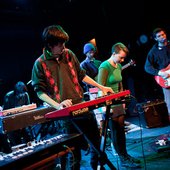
[136,100,169,128]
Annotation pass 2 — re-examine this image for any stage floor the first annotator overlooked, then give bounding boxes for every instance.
[80,114,170,170]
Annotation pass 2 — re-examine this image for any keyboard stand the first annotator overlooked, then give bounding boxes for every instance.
[99,104,116,169]
[71,104,116,170]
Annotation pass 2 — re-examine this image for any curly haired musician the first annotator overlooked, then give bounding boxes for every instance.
[144,27,170,121]
[31,25,113,170]
[98,42,141,168]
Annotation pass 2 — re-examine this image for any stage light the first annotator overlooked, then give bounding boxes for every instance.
[139,34,148,44]
[89,38,96,47]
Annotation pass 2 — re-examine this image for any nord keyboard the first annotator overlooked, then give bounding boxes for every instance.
[0,106,56,134]
[0,133,83,170]
[45,90,131,119]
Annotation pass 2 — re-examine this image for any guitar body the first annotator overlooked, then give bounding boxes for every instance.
[154,64,170,88]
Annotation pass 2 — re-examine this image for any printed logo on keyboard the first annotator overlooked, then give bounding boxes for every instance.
[72,107,89,116]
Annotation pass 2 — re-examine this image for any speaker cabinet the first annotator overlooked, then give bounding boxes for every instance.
[138,101,169,128]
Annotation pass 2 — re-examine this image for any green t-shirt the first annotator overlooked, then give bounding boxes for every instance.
[98,60,122,93]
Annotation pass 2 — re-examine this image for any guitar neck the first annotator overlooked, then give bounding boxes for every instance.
[122,63,130,70]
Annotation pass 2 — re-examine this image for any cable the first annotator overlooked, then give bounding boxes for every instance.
[135,103,148,170]
[126,95,148,169]
[62,145,75,170]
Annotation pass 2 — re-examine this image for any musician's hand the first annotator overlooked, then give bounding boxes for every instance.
[122,103,126,109]
[100,86,114,95]
[57,99,72,110]
[158,71,169,79]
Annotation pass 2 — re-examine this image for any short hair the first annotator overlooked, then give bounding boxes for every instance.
[111,42,129,55]
[152,27,166,38]
[42,25,69,48]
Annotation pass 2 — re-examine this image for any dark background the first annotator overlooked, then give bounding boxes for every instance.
[0,0,169,105]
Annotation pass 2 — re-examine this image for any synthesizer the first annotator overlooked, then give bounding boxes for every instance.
[0,103,37,116]
[0,90,131,134]
[0,106,56,134]
[0,133,83,170]
[45,90,131,119]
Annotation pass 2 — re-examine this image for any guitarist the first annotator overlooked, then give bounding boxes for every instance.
[80,42,102,93]
[144,27,170,122]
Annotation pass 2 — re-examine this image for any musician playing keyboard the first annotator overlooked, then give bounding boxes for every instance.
[31,25,113,170]
[0,81,32,153]
[98,42,141,168]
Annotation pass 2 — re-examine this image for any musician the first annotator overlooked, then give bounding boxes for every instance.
[31,25,113,170]
[80,42,131,132]
[2,81,32,150]
[98,42,141,168]
[80,42,102,92]
[144,27,170,121]
[3,81,30,110]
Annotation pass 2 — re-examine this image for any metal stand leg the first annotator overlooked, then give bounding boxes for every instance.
[99,105,117,169]
[71,105,117,170]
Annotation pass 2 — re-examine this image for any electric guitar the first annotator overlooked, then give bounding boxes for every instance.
[154,64,170,88]
[122,59,136,70]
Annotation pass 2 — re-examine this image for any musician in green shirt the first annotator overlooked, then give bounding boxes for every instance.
[98,42,141,168]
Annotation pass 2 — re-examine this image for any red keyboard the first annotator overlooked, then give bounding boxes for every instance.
[45,90,130,119]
